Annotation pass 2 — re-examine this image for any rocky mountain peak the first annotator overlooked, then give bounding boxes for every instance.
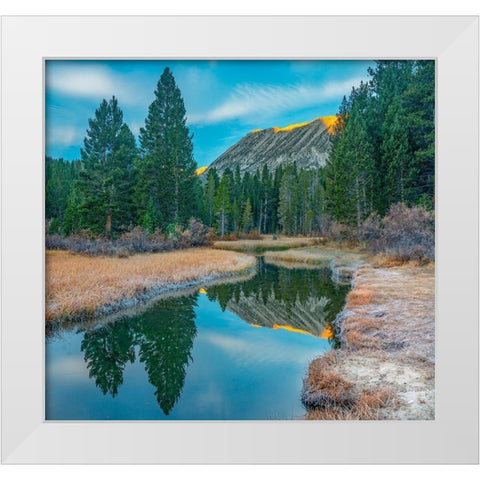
[205,115,337,176]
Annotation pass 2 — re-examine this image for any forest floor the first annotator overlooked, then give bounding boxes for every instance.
[265,245,435,420]
[45,248,255,324]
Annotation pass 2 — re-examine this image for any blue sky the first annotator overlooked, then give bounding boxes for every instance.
[45,60,374,167]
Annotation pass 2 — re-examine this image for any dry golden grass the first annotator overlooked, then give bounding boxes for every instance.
[346,286,375,307]
[305,387,397,420]
[307,369,355,405]
[344,331,379,350]
[263,245,367,270]
[303,351,398,419]
[304,259,435,420]
[46,248,255,322]
[213,235,321,251]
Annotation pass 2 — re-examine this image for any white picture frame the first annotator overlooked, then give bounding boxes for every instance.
[1,15,478,464]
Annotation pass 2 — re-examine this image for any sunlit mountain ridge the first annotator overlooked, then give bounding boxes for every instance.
[207,115,337,176]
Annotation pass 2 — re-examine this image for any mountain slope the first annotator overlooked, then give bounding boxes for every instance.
[208,115,337,176]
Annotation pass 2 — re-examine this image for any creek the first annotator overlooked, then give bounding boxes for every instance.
[45,257,349,420]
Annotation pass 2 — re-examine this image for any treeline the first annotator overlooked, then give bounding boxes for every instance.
[202,163,325,237]
[46,67,202,239]
[46,61,435,259]
[325,60,435,228]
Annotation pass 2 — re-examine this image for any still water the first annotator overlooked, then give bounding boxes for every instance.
[45,258,349,420]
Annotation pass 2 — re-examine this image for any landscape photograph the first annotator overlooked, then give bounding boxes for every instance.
[45,59,435,421]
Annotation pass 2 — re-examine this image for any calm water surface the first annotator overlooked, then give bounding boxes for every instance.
[46,258,349,420]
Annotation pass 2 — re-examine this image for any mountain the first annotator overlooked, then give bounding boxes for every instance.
[206,115,337,176]
[226,291,333,338]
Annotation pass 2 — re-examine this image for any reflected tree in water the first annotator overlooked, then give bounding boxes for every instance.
[81,295,197,415]
[81,320,136,397]
[137,296,198,415]
[79,260,347,415]
[207,259,349,341]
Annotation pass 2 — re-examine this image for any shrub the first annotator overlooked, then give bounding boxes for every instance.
[45,234,69,250]
[179,218,212,247]
[360,203,434,262]
[46,219,213,256]
[237,230,262,240]
[319,216,356,244]
[220,232,239,241]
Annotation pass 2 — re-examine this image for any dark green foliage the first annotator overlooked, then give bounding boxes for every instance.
[75,97,137,237]
[136,67,201,229]
[79,295,198,415]
[202,167,219,227]
[62,183,81,236]
[45,156,81,226]
[48,217,60,234]
[278,164,298,235]
[213,173,231,237]
[325,60,435,223]
[241,197,254,233]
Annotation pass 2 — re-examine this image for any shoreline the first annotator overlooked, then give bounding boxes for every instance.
[46,248,256,327]
[46,243,435,419]
[263,245,435,420]
[47,267,257,335]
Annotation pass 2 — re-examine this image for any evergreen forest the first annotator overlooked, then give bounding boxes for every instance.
[46,61,435,242]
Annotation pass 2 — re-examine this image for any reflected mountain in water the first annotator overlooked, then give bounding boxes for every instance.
[72,258,348,417]
[205,258,349,340]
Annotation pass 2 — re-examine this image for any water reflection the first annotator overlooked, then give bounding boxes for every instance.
[206,258,348,344]
[80,296,198,415]
[47,258,349,419]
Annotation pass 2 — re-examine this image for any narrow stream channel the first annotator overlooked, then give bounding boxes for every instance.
[45,257,349,420]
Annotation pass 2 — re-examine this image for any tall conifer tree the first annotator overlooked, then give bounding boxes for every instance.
[76,96,135,237]
[136,67,200,229]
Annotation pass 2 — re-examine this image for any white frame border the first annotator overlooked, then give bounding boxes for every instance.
[1,16,478,464]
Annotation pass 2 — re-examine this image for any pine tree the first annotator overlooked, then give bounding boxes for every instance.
[278,164,298,235]
[381,96,411,205]
[76,96,130,237]
[202,168,218,227]
[325,86,374,228]
[241,197,254,233]
[213,174,231,237]
[136,67,200,229]
[109,124,137,233]
[62,183,81,236]
[45,156,80,227]
[403,60,435,206]
[259,164,272,233]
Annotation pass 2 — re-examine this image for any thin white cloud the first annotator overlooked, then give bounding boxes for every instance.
[47,64,136,104]
[190,76,367,125]
[46,125,83,147]
[202,331,322,367]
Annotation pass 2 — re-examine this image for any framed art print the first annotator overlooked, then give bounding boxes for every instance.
[1,15,478,464]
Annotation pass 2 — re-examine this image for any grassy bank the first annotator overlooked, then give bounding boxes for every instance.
[304,258,435,420]
[267,245,435,420]
[264,245,366,280]
[46,248,255,323]
[213,235,321,252]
